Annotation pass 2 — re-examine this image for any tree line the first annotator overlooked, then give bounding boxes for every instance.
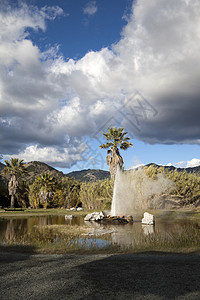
[1,159,200,209]
[0,157,113,209]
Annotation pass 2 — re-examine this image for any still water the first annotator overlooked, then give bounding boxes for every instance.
[0,215,200,253]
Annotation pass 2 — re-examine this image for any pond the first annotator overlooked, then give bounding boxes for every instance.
[0,213,200,253]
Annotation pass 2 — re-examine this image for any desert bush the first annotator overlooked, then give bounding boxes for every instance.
[144,165,200,206]
[80,179,113,210]
[54,177,80,208]
[144,165,164,179]
[165,169,200,205]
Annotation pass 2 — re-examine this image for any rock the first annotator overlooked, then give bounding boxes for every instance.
[84,211,105,222]
[118,218,128,224]
[65,215,74,219]
[70,207,76,211]
[126,215,133,222]
[142,212,155,225]
[77,207,83,211]
[84,212,134,224]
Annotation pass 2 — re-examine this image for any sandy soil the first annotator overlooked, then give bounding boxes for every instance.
[1,251,200,299]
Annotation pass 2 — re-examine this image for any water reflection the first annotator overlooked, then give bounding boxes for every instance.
[0,215,200,252]
[142,225,155,235]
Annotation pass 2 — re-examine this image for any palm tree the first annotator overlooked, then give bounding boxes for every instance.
[4,158,26,208]
[34,173,56,208]
[99,127,133,180]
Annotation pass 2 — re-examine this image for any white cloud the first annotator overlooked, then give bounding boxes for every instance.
[173,161,187,168]
[186,158,200,168]
[1,0,200,168]
[165,161,187,168]
[165,158,200,168]
[7,144,87,168]
[83,1,98,16]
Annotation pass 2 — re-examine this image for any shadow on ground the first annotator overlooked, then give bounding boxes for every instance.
[1,251,200,299]
[0,245,36,262]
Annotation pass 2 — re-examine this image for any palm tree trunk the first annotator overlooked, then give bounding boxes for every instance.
[10,195,15,208]
[107,148,124,180]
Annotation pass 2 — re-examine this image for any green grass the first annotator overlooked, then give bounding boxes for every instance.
[0,208,93,217]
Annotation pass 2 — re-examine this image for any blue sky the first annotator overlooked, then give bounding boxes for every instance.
[1,0,200,173]
[33,0,132,59]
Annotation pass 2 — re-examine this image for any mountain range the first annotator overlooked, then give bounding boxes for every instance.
[0,161,200,183]
[0,161,110,182]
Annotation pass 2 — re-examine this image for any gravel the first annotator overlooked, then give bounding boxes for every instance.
[1,251,200,299]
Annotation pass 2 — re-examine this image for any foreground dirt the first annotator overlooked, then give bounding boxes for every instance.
[0,252,200,299]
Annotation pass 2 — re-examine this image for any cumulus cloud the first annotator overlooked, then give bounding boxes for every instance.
[83,1,98,16]
[166,158,200,168]
[6,143,88,168]
[1,0,200,168]
[186,158,200,168]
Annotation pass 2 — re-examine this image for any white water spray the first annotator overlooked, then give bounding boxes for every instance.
[111,167,134,216]
[111,167,175,216]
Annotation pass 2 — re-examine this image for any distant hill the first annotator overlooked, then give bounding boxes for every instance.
[0,161,110,183]
[66,169,110,182]
[1,160,200,185]
[23,161,64,182]
[0,161,64,184]
[146,163,200,174]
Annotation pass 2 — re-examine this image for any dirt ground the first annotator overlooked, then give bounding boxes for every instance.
[0,251,200,299]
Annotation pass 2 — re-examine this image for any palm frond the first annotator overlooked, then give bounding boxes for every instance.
[100,127,132,150]
[120,142,133,150]
[99,142,113,149]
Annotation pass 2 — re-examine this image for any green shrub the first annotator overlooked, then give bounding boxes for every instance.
[144,165,200,206]
[80,179,113,210]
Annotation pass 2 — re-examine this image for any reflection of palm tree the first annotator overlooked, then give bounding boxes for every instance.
[99,127,133,180]
[5,219,15,242]
[4,158,26,208]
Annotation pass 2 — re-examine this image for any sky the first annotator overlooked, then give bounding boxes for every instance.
[0,0,200,173]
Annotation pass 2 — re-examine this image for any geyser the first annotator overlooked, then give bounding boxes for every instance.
[111,167,174,216]
[111,167,133,216]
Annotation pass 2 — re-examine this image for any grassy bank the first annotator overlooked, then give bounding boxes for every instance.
[0,208,93,217]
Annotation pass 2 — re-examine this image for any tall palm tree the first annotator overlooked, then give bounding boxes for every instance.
[99,127,133,180]
[4,158,26,208]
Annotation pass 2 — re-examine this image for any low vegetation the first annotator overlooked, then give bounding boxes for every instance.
[144,165,200,206]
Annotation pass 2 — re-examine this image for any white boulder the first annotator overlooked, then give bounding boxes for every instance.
[70,207,76,211]
[142,212,155,225]
[65,215,74,219]
[77,207,83,211]
[84,211,105,222]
